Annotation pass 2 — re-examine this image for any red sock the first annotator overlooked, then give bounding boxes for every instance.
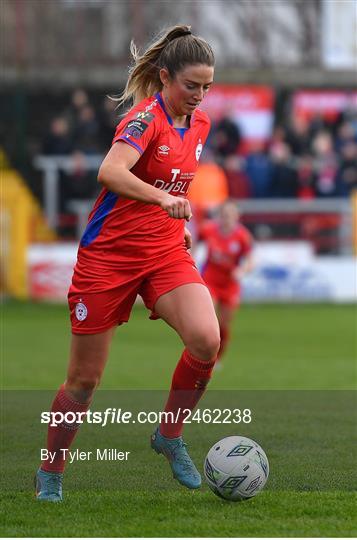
[41,384,91,473]
[160,349,216,438]
[218,326,229,360]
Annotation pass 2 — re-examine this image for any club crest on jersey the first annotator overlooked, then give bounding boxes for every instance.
[157,145,170,156]
[195,141,203,161]
[75,302,88,321]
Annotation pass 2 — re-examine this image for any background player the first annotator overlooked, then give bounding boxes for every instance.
[35,25,219,502]
[199,200,254,366]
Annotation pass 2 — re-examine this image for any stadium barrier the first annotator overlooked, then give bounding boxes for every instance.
[34,155,354,255]
[236,198,353,255]
[34,155,103,229]
[30,155,356,303]
[27,241,356,303]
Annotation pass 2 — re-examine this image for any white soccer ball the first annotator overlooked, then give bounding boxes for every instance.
[204,435,269,501]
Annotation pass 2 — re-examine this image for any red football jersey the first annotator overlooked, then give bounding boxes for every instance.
[77,92,210,267]
[200,221,253,281]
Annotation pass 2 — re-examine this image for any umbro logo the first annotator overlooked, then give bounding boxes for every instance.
[158,145,170,155]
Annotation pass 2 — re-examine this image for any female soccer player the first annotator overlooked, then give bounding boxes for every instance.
[35,25,219,501]
[199,200,254,366]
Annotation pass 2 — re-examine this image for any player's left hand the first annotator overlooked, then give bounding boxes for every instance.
[184,227,192,250]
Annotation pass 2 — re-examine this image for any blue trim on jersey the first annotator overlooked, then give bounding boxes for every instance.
[155,92,193,129]
[117,136,143,155]
[155,92,173,125]
[80,191,118,248]
[175,127,188,139]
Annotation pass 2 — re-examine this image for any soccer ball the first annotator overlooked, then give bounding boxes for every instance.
[204,435,269,501]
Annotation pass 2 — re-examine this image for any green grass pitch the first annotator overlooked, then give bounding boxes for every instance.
[1,301,356,537]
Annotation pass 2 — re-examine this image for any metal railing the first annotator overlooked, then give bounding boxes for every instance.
[33,155,353,254]
[33,154,103,229]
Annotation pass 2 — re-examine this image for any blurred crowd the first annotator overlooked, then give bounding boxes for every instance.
[41,89,118,211]
[208,108,357,200]
[41,88,357,218]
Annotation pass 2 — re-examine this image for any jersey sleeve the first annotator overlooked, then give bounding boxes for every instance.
[112,108,160,156]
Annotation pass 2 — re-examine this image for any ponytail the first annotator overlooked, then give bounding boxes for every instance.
[115,24,214,109]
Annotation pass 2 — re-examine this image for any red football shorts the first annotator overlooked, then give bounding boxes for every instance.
[202,268,241,308]
[68,250,206,334]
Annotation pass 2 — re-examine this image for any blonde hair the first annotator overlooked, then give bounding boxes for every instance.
[116,24,215,109]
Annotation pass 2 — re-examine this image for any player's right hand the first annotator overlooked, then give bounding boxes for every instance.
[160,194,192,221]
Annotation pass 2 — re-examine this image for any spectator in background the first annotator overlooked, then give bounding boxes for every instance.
[210,115,241,163]
[42,117,74,213]
[98,96,120,152]
[66,151,101,201]
[65,88,90,132]
[244,141,272,197]
[269,142,298,198]
[285,115,311,156]
[345,107,357,139]
[335,121,357,154]
[296,154,317,199]
[72,105,100,154]
[223,155,251,199]
[68,104,101,215]
[42,107,100,219]
[43,117,73,155]
[208,112,246,199]
[312,131,338,197]
[308,112,328,141]
[336,141,357,196]
[39,89,357,206]
[269,125,286,154]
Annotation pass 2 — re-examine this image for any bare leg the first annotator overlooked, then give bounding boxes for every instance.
[66,327,116,402]
[154,283,220,361]
[154,283,220,436]
[216,302,236,361]
[149,283,220,488]
[41,327,116,474]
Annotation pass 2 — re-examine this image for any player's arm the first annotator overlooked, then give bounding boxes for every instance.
[98,142,192,220]
[233,251,254,281]
[233,230,255,281]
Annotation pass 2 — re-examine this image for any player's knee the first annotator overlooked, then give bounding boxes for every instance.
[66,374,100,402]
[187,327,220,361]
